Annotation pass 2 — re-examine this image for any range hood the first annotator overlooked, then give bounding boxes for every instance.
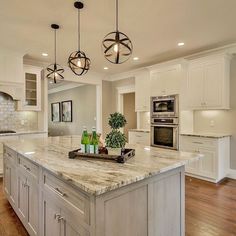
[0,82,23,100]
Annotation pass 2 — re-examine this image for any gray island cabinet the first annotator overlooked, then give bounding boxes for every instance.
[2,136,201,236]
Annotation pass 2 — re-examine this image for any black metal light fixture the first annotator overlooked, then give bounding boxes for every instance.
[102,0,133,64]
[68,1,90,76]
[46,24,64,84]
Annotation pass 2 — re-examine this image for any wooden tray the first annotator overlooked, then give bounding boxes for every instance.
[68,148,135,163]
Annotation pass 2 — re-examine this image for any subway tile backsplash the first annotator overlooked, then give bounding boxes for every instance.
[0,93,38,131]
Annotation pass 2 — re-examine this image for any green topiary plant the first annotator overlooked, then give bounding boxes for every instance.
[105,112,127,148]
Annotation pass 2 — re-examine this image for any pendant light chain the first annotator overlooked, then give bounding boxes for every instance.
[54,29,57,64]
[116,0,118,31]
[78,6,80,51]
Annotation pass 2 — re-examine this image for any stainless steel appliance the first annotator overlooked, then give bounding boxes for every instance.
[151,95,178,117]
[151,118,179,150]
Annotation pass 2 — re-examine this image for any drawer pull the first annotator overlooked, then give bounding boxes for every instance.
[23,165,31,172]
[192,142,203,144]
[53,187,67,197]
[54,213,64,222]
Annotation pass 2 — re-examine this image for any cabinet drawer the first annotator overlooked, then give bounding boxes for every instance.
[3,147,17,164]
[19,155,39,180]
[129,132,150,145]
[181,136,217,149]
[43,171,90,225]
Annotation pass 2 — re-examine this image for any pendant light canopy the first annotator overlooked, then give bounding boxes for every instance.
[102,0,133,64]
[46,24,64,83]
[68,1,91,76]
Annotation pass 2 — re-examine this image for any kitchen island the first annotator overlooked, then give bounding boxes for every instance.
[3,135,201,236]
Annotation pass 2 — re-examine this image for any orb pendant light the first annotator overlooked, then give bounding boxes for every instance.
[68,1,91,76]
[46,24,64,84]
[102,0,133,64]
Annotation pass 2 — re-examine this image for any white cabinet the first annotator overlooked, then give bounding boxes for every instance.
[17,166,39,236]
[150,64,182,97]
[3,158,17,206]
[135,69,150,111]
[180,135,230,183]
[0,52,24,84]
[19,65,42,111]
[129,131,150,145]
[43,195,61,236]
[187,54,230,109]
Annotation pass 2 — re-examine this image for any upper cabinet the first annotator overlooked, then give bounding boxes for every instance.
[150,64,182,97]
[135,69,150,112]
[19,65,42,111]
[187,54,231,110]
[0,52,24,84]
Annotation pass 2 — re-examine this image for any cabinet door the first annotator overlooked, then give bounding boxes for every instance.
[187,65,204,108]
[135,70,150,111]
[3,160,11,196]
[204,62,223,107]
[150,66,181,97]
[4,160,17,205]
[18,173,28,221]
[21,65,42,111]
[43,195,61,236]
[61,211,89,236]
[180,145,199,175]
[199,149,216,179]
[27,177,39,236]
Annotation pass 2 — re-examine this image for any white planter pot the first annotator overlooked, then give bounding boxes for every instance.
[107,147,122,156]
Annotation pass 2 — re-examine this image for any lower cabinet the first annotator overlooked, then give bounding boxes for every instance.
[43,194,89,236]
[128,131,150,145]
[18,170,39,236]
[4,158,17,206]
[180,135,230,183]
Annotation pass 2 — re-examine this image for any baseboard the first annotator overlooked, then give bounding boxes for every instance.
[227,169,236,180]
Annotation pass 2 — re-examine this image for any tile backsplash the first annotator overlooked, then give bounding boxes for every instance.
[0,93,38,131]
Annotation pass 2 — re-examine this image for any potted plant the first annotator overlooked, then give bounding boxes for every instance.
[105,112,127,155]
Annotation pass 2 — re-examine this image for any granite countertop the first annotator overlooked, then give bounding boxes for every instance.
[181,132,231,138]
[129,129,150,133]
[0,130,47,137]
[3,135,202,196]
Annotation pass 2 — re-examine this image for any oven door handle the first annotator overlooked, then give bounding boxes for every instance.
[151,124,178,127]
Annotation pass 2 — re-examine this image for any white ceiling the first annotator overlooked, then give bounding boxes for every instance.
[1,0,236,75]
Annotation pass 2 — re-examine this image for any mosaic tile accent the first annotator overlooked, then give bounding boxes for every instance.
[0,93,38,131]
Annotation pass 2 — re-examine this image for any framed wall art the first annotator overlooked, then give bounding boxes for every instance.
[61,100,73,122]
[51,102,61,122]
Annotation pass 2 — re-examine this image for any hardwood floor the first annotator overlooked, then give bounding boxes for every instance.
[0,176,236,236]
[186,176,236,236]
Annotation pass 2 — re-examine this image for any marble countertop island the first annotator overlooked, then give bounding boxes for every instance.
[3,135,202,196]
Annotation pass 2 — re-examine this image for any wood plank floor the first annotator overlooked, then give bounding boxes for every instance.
[0,177,236,236]
[186,176,236,236]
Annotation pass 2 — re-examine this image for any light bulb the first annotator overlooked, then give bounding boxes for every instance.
[54,72,58,77]
[113,44,119,53]
[77,59,82,67]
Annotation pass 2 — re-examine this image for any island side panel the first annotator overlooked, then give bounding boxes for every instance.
[95,166,185,236]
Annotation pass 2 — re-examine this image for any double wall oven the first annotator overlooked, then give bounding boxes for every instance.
[151,95,179,150]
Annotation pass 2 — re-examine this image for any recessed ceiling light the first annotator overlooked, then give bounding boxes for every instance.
[178,42,185,47]
[104,67,109,70]
[42,53,48,57]
[133,57,139,61]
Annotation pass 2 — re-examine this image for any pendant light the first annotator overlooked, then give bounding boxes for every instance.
[68,1,91,76]
[102,0,133,64]
[46,24,64,83]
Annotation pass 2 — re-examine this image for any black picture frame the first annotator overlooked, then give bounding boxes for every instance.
[61,100,73,122]
[51,102,61,122]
